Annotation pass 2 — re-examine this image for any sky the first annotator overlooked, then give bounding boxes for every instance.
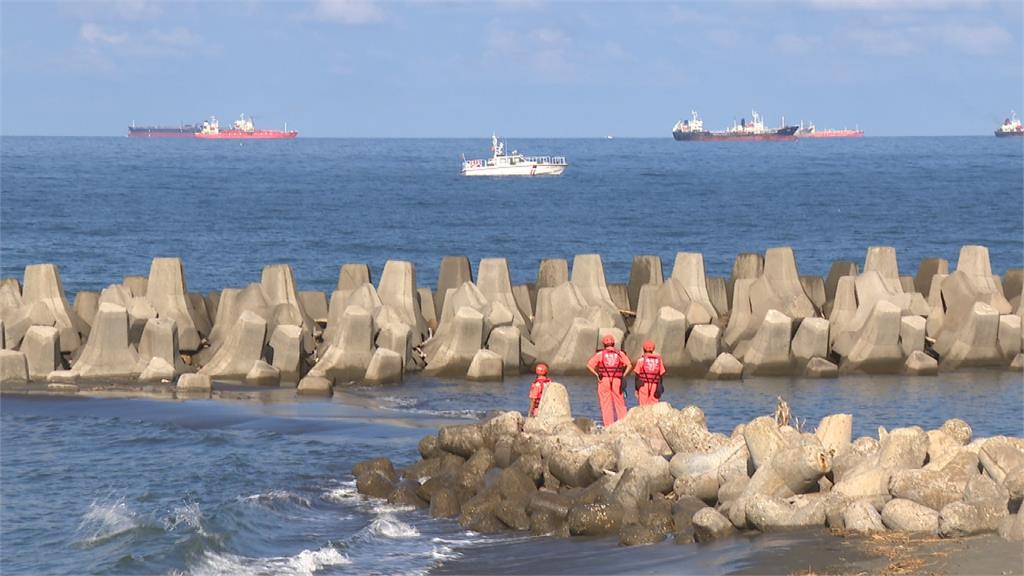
[1,0,1022,137]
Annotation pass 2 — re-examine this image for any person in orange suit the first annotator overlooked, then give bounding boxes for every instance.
[587,334,632,427]
[634,340,666,406]
[528,363,551,417]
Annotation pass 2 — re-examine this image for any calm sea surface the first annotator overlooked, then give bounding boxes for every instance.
[1,136,1022,575]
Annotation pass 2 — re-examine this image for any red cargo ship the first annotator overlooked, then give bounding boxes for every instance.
[795,121,864,139]
[127,114,297,139]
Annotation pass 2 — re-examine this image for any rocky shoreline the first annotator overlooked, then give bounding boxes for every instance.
[352,393,1024,550]
[0,244,1021,393]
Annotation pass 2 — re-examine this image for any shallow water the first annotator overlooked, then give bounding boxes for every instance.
[2,370,1022,575]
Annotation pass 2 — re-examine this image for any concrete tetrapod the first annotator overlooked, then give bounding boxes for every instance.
[627,255,663,312]
[73,291,99,333]
[199,311,268,382]
[423,306,484,377]
[670,252,719,321]
[21,264,82,353]
[260,264,316,337]
[311,305,377,383]
[933,302,1002,370]
[436,256,473,320]
[365,348,403,384]
[839,301,905,375]
[915,258,949,303]
[467,349,504,381]
[477,258,529,331]
[728,253,764,311]
[762,247,817,320]
[269,324,305,383]
[135,318,187,377]
[742,310,794,376]
[146,257,202,351]
[571,254,625,331]
[0,350,29,388]
[22,326,62,381]
[377,260,428,346]
[337,263,371,291]
[72,303,139,381]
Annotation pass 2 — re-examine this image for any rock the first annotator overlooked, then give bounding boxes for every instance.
[387,480,428,508]
[832,466,892,511]
[364,348,403,384]
[815,414,853,456]
[692,507,736,543]
[429,489,461,518]
[138,357,175,382]
[771,444,832,494]
[744,416,790,471]
[176,373,211,393]
[942,419,973,445]
[889,469,965,511]
[978,437,1024,484]
[707,353,743,380]
[998,513,1023,542]
[904,350,938,375]
[438,424,485,458]
[881,498,940,533]
[353,457,398,482]
[529,490,574,519]
[568,502,624,536]
[844,499,886,532]
[745,494,826,531]
[356,470,395,499]
[296,375,333,397]
[524,381,574,434]
[246,360,280,386]
[549,445,599,488]
[466,349,504,381]
[72,303,140,380]
[619,523,664,547]
[22,326,61,381]
[0,350,29,387]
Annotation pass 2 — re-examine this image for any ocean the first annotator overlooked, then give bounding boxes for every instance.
[1,136,1023,575]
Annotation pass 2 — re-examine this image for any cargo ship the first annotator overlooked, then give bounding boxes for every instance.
[127,114,297,139]
[995,111,1023,137]
[672,110,798,142]
[795,121,864,139]
[128,122,201,138]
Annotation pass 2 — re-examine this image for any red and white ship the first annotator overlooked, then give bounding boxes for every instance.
[795,121,864,139]
[194,114,297,139]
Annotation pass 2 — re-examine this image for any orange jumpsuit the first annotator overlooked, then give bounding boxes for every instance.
[634,352,666,406]
[587,348,631,427]
[528,376,551,417]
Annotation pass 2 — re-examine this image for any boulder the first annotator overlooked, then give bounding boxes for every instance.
[692,507,736,543]
[619,523,664,547]
[878,426,929,470]
[881,498,940,533]
[843,499,886,532]
[889,469,966,511]
[815,414,853,456]
[568,502,624,536]
[745,494,826,531]
[998,513,1023,542]
[438,424,485,458]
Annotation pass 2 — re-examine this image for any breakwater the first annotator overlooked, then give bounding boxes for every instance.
[0,244,1021,392]
[351,394,1024,548]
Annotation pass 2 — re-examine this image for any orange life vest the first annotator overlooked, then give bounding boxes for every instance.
[636,353,664,387]
[596,349,625,379]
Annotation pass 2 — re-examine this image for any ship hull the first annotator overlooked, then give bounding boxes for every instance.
[128,128,200,138]
[462,164,567,177]
[796,130,864,139]
[995,130,1024,137]
[194,130,298,140]
[673,130,797,142]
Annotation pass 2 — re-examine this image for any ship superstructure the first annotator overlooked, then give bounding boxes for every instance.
[995,111,1023,137]
[673,110,798,141]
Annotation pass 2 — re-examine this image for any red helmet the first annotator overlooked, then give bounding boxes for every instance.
[642,340,656,352]
[601,334,616,347]
[535,363,548,376]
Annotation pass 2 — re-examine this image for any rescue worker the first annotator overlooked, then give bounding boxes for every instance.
[586,334,632,427]
[528,363,551,417]
[634,340,666,406]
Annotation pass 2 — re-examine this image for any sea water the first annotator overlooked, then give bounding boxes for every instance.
[1,136,1022,575]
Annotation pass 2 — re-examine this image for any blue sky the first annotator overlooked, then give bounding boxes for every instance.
[1,0,1021,136]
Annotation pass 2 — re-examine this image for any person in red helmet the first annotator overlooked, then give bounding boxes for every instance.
[528,363,551,417]
[634,340,666,406]
[586,334,632,427]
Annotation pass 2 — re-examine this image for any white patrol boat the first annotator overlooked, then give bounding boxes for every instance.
[461,134,567,176]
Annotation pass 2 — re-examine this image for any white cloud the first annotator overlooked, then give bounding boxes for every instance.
[483,25,573,79]
[148,27,202,50]
[310,0,384,24]
[80,23,128,45]
[848,27,921,55]
[935,23,1012,55]
[772,33,821,54]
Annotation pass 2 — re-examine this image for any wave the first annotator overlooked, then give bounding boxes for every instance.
[164,501,207,536]
[320,480,358,504]
[187,546,350,576]
[75,497,143,547]
[242,489,312,509]
[368,514,420,539]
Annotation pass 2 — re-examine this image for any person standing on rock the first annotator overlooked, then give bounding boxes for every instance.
[587,334,633,427]
[634,340,666,406]
[528,363,551,417]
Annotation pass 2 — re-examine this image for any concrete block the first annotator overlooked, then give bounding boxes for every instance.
[299,291,329,325]
[671,252,718,321]
[935,302,1002,370]
[0,350,29,387]
[269,324,305,383]
[627,255,663,312]
[904,350,938,376]
[21,264,82,353]
[742,310,793,376]
[881,498,939,533]
[685,324,721,370]
[436,256,473,319]
[22,326,61,381]
[417,287,437,332]
[73,291,99,332]
[536,258,569,289]
[297,375,333,396]
[377,260,428,345]
[800,276,826,311]
[839,301,905,375]
[337,263,371,291]
[487,325,521,372]
[311,305,376,382]
[199,311,268,382]
[998,314,1022,360]
[138,357,175,382]
[467,349,504,381]
[792,317,829,364]
[804,357,838,378]
[706,276,729,317]
[707,353,743,380]
[246,360,280,386]
[899,315,926,357]
[72,303,139,380]
[728,253,764,310]
[147,258,202,351]
[824,261,858,307]
[176,373,211,393]
[915,258,949,303]
[365,348,403,384]
[424,306,484,376]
